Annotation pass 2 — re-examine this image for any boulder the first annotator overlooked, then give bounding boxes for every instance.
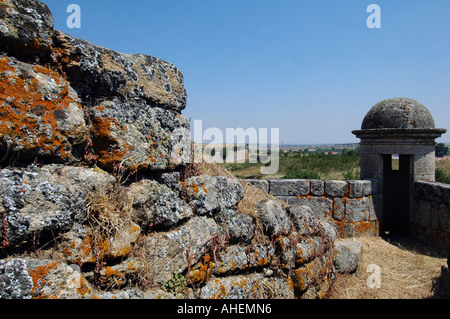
[49,31,192,172]
[200,273,295,299]
[0,0,54,60]
[0,55,88,164]
[0,258,33,299]
[215,209,254,245]
[62,221,141,266]
[143,216,219,285]
[334,239,363,273]
[183,175,244,216]
[334,244,358,273]
[289,205,321,236]
[255,199,292,237]
[88,97,191,172]
[0,164,115,247]
[0,258,93,299]
[53,31,187,111]
[128,179,193,229]
[212,243,274,275]
[0,0,192,172]
[292,249,335,296]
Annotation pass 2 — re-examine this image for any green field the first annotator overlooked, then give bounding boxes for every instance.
[222,149,360,180]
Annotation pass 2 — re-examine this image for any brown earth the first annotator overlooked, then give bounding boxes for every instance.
[327,236,447,299]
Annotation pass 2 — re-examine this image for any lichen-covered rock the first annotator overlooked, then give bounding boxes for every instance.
[289,205,322,236]
[160,171,181,190]
[324,180,348,198]
[0,55,88,164]
[343,197,372,222]
[128,179,193,229]
[334,245,358,274]
[85,258,140,290]
[184,175,244,216]
[0,258,33,299]
[143,216,219,285]
[88,98,191,172]
[62,221,140,266]
[49,30,192,172]
[0,258,93,299]
[255,199,292,237]
[278,222,336,271]
[26,259,93,299]
[292,249,336,298]
[212,243,274,276]
[53,31,187,111]
[0,0,54,60]
[215,209,254,245]
[269,179,310,196]
[200,273,295,299]
[0,164,115,247]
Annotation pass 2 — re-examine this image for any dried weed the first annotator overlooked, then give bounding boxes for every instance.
[328,237,447,299]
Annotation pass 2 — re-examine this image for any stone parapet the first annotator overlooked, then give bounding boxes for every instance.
[412,181,450,248]
[248,179,379,238]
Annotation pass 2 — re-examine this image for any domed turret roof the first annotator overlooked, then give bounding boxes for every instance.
[361,98,436,130]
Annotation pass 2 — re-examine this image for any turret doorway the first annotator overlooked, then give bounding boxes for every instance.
[382,154,412,237]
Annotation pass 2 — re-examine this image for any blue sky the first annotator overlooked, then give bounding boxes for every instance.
[41,0,449,144]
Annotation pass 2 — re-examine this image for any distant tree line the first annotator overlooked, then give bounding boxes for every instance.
[435,143,449,158]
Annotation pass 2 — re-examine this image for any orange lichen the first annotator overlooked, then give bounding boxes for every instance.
[258,258,268,267]
[76,277,92,297]
[187,254,214,284]
[187,181,208,196]
[210,280,227,299]
[28,262,58,299]
[104,266,124,280]
[90,116,130,169]
[0,55,81,161]
[293,266,311,291]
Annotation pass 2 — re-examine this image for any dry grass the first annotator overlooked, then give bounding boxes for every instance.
[327,237,447,299]
[193,162,236,179]
[237,180,287,216]
[86,184,134,237]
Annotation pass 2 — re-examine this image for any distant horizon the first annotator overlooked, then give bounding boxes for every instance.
[197,141,450,147]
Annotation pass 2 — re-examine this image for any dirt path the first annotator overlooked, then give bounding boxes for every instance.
[327,237,447,299]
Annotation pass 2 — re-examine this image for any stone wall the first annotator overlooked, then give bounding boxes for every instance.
[412,181,450,248]
[0,0,343,300]
[247,179,380,238]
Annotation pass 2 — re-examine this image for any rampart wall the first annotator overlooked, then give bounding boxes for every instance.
[249,178,450,250]
[247,179,380,238]
[412,181,450,248]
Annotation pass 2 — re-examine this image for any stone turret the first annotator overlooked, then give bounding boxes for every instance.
[353,98,446,236]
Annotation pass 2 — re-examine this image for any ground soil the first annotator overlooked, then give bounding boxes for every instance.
[327,236,448,299]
